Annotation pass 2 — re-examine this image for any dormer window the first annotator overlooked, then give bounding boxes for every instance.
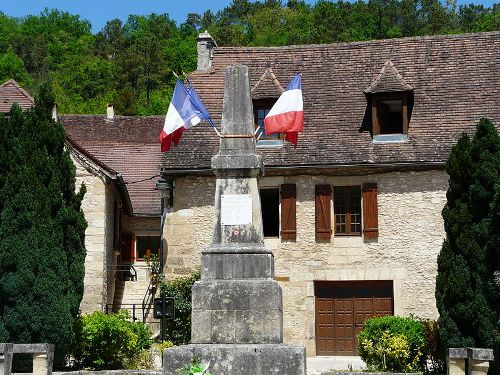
[365,60,413,143]
[253,98,282,145]
[372,93,408,136]
[251,68,285,147]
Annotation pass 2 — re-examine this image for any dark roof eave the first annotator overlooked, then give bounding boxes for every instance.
[161,161,446,177]
[115,174,134,216]
[132,212,162,218]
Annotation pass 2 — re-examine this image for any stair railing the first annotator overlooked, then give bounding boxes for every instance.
[141,276,162,323]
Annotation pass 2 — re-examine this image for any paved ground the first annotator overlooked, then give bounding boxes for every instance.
[306,356,366,375]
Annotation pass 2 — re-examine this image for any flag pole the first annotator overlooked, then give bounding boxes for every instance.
[174,70,222,138]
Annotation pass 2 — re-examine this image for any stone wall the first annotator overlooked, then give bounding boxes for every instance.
[162,170,449,355]
[164,176,216,277]
[73,156,119,313]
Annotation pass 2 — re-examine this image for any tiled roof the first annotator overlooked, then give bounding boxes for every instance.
[364,60,413,93]
[160,32,500,172]
[0,79,34,113]
[61,115,163,216]
[251,68,284,99]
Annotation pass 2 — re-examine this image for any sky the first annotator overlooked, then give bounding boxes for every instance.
[1,0,498,33]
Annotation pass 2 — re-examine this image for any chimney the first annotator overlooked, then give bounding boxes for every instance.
[51,103,58,122]
[197,30,217,71]
[106,103,114,121]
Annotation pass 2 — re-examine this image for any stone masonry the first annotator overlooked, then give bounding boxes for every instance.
[164,169,448,356]
[73,156,118,313]
[163,64,306,374]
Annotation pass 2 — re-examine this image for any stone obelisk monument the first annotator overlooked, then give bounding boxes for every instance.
[163,65,306,375]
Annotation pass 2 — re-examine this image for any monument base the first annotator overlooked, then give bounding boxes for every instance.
[163,344,306,375]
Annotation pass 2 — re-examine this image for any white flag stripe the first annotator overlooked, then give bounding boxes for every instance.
[266,89,303,117]
[163,102,186,134]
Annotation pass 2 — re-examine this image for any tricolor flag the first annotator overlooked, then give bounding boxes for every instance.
[264,74,304,146]
[159,79,213,152]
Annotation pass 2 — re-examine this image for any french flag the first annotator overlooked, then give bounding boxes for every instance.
[160,79,212,152]
[264,74,304,146]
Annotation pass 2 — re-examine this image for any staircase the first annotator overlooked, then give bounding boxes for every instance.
[108,264,160,333]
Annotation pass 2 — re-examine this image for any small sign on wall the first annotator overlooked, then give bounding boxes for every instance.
[221,194,252,225]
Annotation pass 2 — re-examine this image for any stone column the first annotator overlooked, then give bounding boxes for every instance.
[0,343,13,375]
[163,65,306,375]
[467,348,494,375]
[448,348,467,375]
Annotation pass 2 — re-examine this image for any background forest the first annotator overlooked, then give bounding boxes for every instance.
[1,0,498,115]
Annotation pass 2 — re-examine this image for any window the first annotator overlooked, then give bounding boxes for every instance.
[260,188,280,238]
[315,183,379,240]
[259,184,297,240]
[253,99,282,145]
[371,93,409,139]
[334,186,361,235]
[135,236,160,260]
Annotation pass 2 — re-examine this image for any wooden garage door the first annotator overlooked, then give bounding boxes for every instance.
[315,281,393,356]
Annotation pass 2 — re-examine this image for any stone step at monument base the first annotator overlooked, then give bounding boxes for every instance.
[163,344,306,375]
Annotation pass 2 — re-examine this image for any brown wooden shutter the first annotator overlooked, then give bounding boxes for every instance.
[362,183,379,239]
[280,184,296,241]
[121,234,132,263]
[315,185,332,241]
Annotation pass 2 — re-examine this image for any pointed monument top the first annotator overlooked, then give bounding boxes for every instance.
[212,64,262,175]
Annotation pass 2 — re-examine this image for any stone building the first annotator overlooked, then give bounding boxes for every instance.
[62,114,163,317]
[0,79,164,319]
[2,30,499,357]
[158,31,500,356]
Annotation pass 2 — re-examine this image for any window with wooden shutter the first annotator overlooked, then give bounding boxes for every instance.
[362,183,379,239]
[280,184,296,241]
[315,185,332,241]
[334,186,361,236]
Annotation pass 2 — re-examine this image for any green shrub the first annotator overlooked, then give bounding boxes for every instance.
[159,271,200,345]
[73,310,151,370]
[176,356,212,375]
[358,316,426,373]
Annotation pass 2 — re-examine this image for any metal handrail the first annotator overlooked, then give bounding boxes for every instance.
[141,278,158,323]
[105,303,140,321]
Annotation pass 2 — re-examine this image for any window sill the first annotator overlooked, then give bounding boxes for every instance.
[372,134,408,143]
[256,139,284,148]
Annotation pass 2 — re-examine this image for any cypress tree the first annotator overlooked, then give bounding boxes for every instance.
[0,85,87,366]
[436,118,500,372]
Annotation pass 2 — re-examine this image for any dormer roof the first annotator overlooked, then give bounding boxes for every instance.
[0,79,34,113]
[251,68,284,99]
[364,60,413,94]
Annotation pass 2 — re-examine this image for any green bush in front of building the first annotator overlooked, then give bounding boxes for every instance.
[358,316,427,373]
[159,270,200,345]
[72,310,151,370]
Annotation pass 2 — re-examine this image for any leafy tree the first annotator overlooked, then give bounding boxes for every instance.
[0,50,33,87]
[436,118,500,373]
[0,85,87,366]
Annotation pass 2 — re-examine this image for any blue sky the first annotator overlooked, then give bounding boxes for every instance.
[1,0,498,33]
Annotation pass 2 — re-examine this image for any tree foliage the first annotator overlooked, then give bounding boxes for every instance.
[0,85,87,366]
[0,2,498,115]
[159,271,200,345]
[435,118,500,373]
